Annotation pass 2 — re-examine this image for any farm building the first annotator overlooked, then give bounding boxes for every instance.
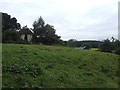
[19,26,34,42]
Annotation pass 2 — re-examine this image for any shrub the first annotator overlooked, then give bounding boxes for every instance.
[2,29,20,43]
[114,48,120,55]
[99,39,113,52]
[82,43,92,50]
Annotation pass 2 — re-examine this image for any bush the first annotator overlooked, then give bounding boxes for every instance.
[2,29,20,43]
[82,43,92,50]
[67,39,76,47]
[114,48,120,55]
[99,39,113,52]
[15,39,31,44]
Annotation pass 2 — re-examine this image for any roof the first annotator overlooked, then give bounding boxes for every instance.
[19,27,34,34]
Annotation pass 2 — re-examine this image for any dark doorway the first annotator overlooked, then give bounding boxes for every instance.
[25,34,27,40]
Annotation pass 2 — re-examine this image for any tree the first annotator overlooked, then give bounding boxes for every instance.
[113,40,120,55]
[99,39,113,52]
[32,17,61,45]
[2,12,21,43]
[45,24,55,35]
[2,13,21,32]
[3,29,20,43]
[67,39,77,47]
[98,37,120,55]
[33,16,45,29]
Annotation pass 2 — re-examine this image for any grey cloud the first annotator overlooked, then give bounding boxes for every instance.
[0,0,118,40]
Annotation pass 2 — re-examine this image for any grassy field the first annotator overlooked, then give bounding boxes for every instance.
[2,44,120,88]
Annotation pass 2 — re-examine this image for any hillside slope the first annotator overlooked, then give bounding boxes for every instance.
[2,44,120,88]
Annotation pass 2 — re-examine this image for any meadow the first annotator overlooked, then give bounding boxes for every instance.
[2,44,120,88]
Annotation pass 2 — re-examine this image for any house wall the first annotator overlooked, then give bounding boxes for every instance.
[27,34,32,42]
[20,34,32,42]
[20,34,25,40]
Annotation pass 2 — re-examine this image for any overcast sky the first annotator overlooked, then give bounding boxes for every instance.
[0,0,119,41]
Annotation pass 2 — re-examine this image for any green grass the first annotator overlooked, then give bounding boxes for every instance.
[91,48,98,51]
[2,44,120,88]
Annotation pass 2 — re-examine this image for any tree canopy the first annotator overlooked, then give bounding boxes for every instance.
[2,13,21,32]
[2,12,21,42]
[33,16,45,29]
[32,16,61,45]
[98,37,120,55]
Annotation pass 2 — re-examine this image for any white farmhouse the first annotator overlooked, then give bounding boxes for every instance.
[19,26,34,42]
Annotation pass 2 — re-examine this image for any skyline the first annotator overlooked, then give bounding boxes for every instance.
[0,0,119,41]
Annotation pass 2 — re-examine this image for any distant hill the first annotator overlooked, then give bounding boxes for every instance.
[64,40,101,48]
[79,40,101,48]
